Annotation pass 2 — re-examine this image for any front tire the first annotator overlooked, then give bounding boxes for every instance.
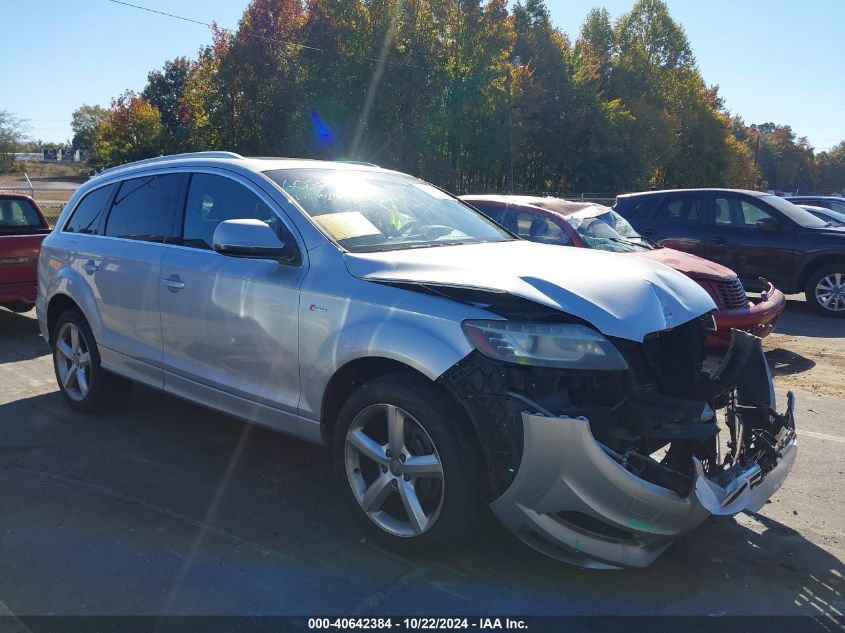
[52,309,130,412]
[332,373,484,552]
[805,265,845,317]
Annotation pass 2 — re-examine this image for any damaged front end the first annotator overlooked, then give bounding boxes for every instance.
[440,321,797,569]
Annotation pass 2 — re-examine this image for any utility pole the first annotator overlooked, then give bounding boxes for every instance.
[507,56,521,194]
[507,65,513,194]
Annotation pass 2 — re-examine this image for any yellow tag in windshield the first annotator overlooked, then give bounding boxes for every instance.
[313,212,382,241]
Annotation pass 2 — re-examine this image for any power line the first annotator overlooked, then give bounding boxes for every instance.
[104,0,425,70]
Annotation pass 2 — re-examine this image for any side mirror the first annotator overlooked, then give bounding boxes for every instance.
[213,219,290,261]
[756,218,780,233]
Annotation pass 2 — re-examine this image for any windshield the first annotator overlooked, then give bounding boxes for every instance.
[805,208,845,227]
[560,208,652,253]
[762,195,828,228]
[264,169,512,252]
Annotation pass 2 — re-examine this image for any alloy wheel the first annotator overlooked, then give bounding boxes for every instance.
[344,403,445,537]
[815,273,845,312]
[55,322,92,401]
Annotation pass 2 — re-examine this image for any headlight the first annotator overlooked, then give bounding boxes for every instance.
[462,320,628,371]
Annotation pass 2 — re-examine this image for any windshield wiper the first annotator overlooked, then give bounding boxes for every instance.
[608,236,651,250]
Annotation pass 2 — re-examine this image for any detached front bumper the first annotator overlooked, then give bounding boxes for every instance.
[491,404,796,569]
[708,280,785,346]
[488,329,797,569]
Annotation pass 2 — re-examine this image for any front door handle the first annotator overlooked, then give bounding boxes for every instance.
[83,260,98,275]
[711,237,728,245]
[161,275,185,292]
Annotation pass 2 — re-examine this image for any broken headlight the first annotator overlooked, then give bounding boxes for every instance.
[461,320,628,371]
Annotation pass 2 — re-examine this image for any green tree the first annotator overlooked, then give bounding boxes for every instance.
[0,111,28,172]
[816,142,845,192]
[142,58,194,153]
[214,0,308,155]
[511,0,574,192]
[70,105,110,151]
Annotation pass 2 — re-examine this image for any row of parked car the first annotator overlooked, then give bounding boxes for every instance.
[0,153,805,568]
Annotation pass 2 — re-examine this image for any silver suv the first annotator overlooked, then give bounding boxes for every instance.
[37,152,797,568]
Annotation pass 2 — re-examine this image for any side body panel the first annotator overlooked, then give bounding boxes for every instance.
[38,232,167,387]
[0,233,46,305]
[705,193,798,291]
[159,246,305,420]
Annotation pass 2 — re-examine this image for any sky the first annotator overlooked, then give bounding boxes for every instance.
[2,0,843,152]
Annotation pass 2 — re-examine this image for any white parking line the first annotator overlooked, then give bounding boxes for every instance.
[800,430,845,443]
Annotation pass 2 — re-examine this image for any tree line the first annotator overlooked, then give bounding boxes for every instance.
[66,0,845,195]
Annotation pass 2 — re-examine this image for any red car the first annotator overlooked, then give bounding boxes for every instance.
[461,195,785,347]
[0,194,51,313]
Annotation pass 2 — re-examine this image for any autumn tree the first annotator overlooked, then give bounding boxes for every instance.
[94,92,164,167]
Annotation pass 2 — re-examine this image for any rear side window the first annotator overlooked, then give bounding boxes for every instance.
[181,173,299,261]
[468,203,506,225]
[106,174,184,243]
[0,198,44,228]
[657,195,704,223]
[64,186,113,234]
[615,196,656,219]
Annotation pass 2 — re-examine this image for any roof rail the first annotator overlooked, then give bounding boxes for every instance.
[335,160,379,167]
[97,151,243,177]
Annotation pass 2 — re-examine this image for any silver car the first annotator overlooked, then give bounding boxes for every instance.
[36,152,797,568]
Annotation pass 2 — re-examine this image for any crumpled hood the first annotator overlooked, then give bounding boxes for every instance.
[345,241,717,342]
[628,247,736,281]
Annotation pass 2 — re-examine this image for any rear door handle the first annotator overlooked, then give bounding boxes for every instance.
[711,237,728,245]
[161,275,185,292]
[83,260,98,275]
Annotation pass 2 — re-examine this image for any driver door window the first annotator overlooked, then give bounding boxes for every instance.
[181,173,295,255]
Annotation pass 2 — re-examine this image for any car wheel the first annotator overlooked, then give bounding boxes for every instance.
[52,309,131,412]
[805,265,845,317]
[333,373,484,552]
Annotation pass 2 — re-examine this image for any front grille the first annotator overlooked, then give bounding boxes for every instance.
[716,277,749,310]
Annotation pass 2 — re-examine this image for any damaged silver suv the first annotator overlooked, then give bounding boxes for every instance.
[37,153,797,568]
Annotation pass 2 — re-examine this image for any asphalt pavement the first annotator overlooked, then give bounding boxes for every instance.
[0,308,843,617]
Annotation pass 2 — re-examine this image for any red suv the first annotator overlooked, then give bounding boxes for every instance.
[462,195,785,347]
[0,193,51,312]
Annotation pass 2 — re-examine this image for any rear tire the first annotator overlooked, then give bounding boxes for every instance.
[804,265,845,317]
[52,309,132,412]
[332,373,484,553]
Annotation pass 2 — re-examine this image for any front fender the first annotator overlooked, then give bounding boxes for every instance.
[299,313,473,420]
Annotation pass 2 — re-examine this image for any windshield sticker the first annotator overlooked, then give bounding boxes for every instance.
[412,183,452,200]
[313,211,382,240]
